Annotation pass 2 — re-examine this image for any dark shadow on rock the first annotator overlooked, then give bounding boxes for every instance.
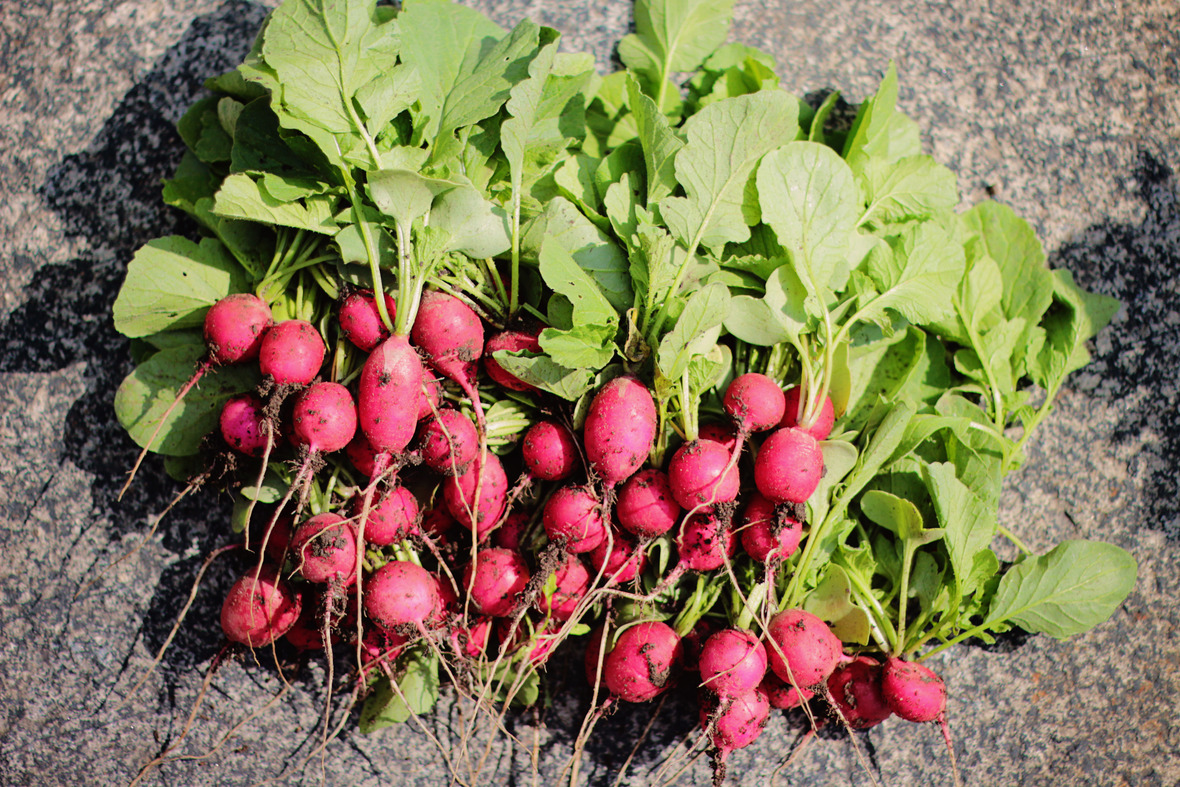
[1046,149,1180,540]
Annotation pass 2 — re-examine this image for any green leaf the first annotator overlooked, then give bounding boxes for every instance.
[723,295,789,346]
[662,91,799,254]
[762,262,811,349]
[491,353,595,400]
[428,185,511,258]
[355,63,421,139]
[114,237,250,338]
[757,141,858,301]
[860,154,959,227]
[844,326,926,431]
[1028,269,1120,390]
[359,647,440,732]
[860,490,928,542]
[114,345,261,456]
[808,439,859,526]
[842,63,920,176]
[861,220,965,325]
[922,461,996,595]
[984,540,1137,639]
[501,33,560,206]
[531,197,633,312]
[618,0,736,93]
[367,168,454,232]
[656,281,730,380]
[213,173,338,234]
[626,73,684,204]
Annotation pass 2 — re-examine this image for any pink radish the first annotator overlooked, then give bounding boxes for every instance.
[537,553,591,620]
[543,485,607,553]
[358,335,425,457]
[761,672,814,709]
[766,608,843,688]
[589,528,645,584]
[365,560,441,631]
[220,564,301,647]
[463,547,530,617]
[291,513,358,585]
[698,422,737,451]
[417,373,442,421]
[259,319,325,386]
[739,492,803,563]
[419,408,479,475]
[700,685,771,779]
[443,451,509,537]
[357,485,420,546]
[411,290,484,390]
[522,420,580,481]
[699,629,768,699]
[220,393,268,457]
[339,289,396,352]
[603,621,683,702]
[451,616,492,659]
[616,469,681,538]
[583,375,656,488]
[483,325,542,392]
[493,510,531,551]
[881,657,947,723]
[677,511,737,572]
[723,373,786,433]
[668,439,740,509]
[345,432,378,478]
[828,655,893,729]
[781,386,835,441]
[754,427,824,504]
[291,381,357,454]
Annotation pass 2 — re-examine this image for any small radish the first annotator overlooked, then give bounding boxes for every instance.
[419,408,479,475]
[451,616,492,659]
[291,512,358,585]
[365,560,441,631]
[417,373,442,421]
[739,492,803,563]
[543,485,607,553]
[498,617,561,665]
[698,629,768,699]
[616,469,681,539]
[603,621,683,703]
[761,672,814,709]
[589,528,645,584]
[357,485,420,546]
[291,381,357,454]
[698,422,737,451]
[443,451,509,537]
[584,626,608,687]
[700,686,771,782]
[358,334,425,457]
[463,547,530,617]
[677,511,737,572]
[723,373,786,433]
[537,552,591,620]
[411,290,484,391]
[828,655,893,729]
[522,420,580,481]
[220,564,302,647]
[483,325,542,392]
[359,627,410,677]
[781,386,835,441]
[881,657,947,723]
[259,319,326,387]
[681,619,717,673]
[766,608,843,688]
[345,432,379,478]
[583,375,657,488]
[220,393,269,457]
[284,596,339,652]
[754,427,824,505]
[339,289,396,352]
[668,439,740,510]
[493,510,531,551]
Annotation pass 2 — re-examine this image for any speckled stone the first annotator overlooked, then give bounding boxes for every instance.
[1,0,1177,785]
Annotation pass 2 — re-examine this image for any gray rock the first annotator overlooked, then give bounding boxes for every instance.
[1,0,1176,785]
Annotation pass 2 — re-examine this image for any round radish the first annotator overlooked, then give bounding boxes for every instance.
[761,672,814,709]
[339,289,396,352]
[483,326,542,392]
[668,439,740,509]
[259,319,326,386]
[291,512,358,585]
[220,564,302,647]
[451,616,492,658]
[536,552,590,620]
[443,451,509,537]
[291,381,357,454]
[493,510,531,551]
[358,485,420,546]
[781,386,835,441]
[345,432,379,477]
[411,289,484,389]
[739,492,803,563]
[583,375,656,487]
[543,485,607,553]
[522,420,579,481]
[589,528,645,584]
[698,422,737,451]
[417,373,442,421]
[723,373,786,433]
[220,393,268,457]
[766,608,843,688]
[754,427,824,504]
[701,686,771,762]
[881,657,947,723]
[204,293,272,365]
[603,621,683,703]
[419,408,479,475]
[677,511,736,572]
[463,547,530,617]
[616,469,680,539]
[498,617,561,665]
[828,655,893,729]
[699,629,768,699]
[365,560,441,630]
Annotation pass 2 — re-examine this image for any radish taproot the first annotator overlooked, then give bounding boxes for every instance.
[827,655,893,729]
[781,386,835,441]
[419,408,479,475]
[464,547,530,617]
[668,439,740,509]
[881,657,947,723]
[339,289,396,352]
[291,513,358,585]
[443,451,509,536]
[616,469,680,538]
[739,493,803,563]
[220,393,269,457]
[754,427,824,504]
[543,485,607,553]
[483,326,542,392]
[522,420,579,481]
[365,561,441,631]
[699,629,768,698]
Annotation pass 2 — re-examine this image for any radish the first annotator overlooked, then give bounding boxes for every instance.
[357,485,420,546]
[761,672,814,709]
[451,615,492,659]
[291,381,357,454]
[493,510,531,551]
[766,608,843,688]
[365,560,441,631]
[419,408,479,475]
[668,439,740,510]
[583,375,657,488]
[417,373,442,421]
[881,657,947,723]
[781,386,835,441]
[542,485,607,553]
[521,420,580,481]
[537,552,591,620]
[359,627,410,677]
[698,422,737,451]
[220,564,301,647]
[739,492,803,563]
[443,451,509,537]
[119,293,272,497]
[616,469,681,538]
[827,655,893,730]
[219,393,269,457]
[723,373,786,433]
[700,686,771,781]
[345,432,379,478]
[677,511,737,572]
[463,547,530,617]
[603,621,683,702]
[284,597,338,652]
[589,527,645,584]
[411,290,484,391]
[338,289,396,352]
[498,617,561,665]
[291,513,358,585]
[698,629,768,699]
[754,427,824,505]
[259,319,326,387]
[483,325,542,392]
[358,334,425,457]
[682,619,717,673]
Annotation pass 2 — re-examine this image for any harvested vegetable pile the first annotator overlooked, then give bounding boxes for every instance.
[110,0,1138,783]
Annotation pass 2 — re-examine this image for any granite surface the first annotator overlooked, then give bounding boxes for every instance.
[1,0,1178,785]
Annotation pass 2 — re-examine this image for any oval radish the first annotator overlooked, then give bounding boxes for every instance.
[616,469,680,539]
[583,375,656,487]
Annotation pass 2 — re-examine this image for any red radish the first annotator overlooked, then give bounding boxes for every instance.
[339,289,396,352]
[828,655,893,729]
[284,601,333,652]
[345,432,379,477]
[701,686,771,776]
[417,374,442,421]
[360,627,410,676]
[493,510,531,551]
[433,575,458,622]
[677,511,737,572]
[220,393,268,457]
[723,373,786,433]
[443,451,509,537]
[761,672,814,709]
[259,319,326,386]
[522,420,579,481]
[739,492,803,563]
[589,528,645,584]
[699,629,768,698]
[220,564,301,647]
[254,514,293,564]
[419,408,479,475]
[616,469,681,538]
[291,513,358,585]
[451,616,492,658]
[881,657,947,723]
[766,609,843,688]
[358,335,425,456]
[603,621,683,702]
[498,617,561,665]
[291,381,357,454]
[463,547,530,617]
[668,439,740,509]
[358,485,420,546]
[483,326,542,392]
[698,422,737,451]
[543,485,607,553]
[537,553,591,620]
[411,290,484,394]
[421,507,456,539]
[682,619,717,673]
[365,560,441,630]
[119,293,272,498]
[583,375,657,487]
[754,427,824,504]
[781,386,835,440]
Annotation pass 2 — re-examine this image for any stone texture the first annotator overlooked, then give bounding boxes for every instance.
[1,0,1177,785]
